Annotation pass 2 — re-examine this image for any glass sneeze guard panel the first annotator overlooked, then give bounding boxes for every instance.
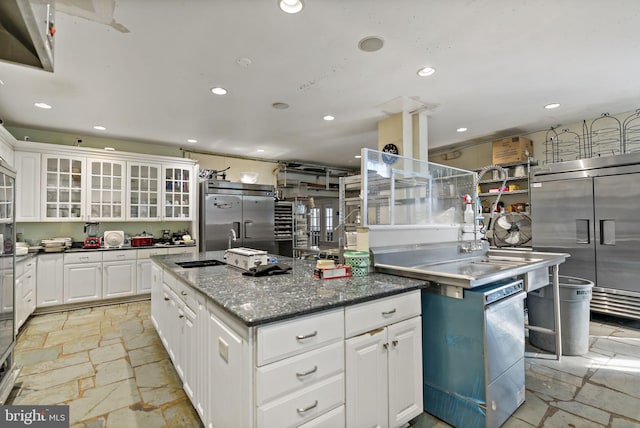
[361,148,476,227]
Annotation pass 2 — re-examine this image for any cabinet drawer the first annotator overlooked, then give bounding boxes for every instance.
[257,309,344,366]
[298,405,345,428]
[256,341,344,405]
[136,248,168,259]
[64,252,102,264]
[345,290,421,338]
[103,249,136,262]
[16,258,36,277]
[172,279,199,312]
[257,373,344,428]
[166,246,197,256]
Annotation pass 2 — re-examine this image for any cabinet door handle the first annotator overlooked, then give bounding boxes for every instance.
[181,291,187,296]
[296,365,318,378]
[296,400,318,414]
[164,296,170,301]
[179,314,184,319]
[382,308,396,316]
[392,340,398,347]
[296,331,317,341]
[383,343,389,350]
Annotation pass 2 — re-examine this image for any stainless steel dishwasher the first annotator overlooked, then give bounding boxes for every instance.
[421,278,526,428]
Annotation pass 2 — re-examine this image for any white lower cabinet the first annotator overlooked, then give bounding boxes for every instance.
[102,250,136,298]
[255,309,345,428]
[15,257,37,332]
[63,252,103,304]
[345,291,423,428]
[36,253,64,307]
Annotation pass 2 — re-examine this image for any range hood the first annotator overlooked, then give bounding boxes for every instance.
[0,0,55,72]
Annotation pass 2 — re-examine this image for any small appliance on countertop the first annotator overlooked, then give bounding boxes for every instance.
[84,222,101,249]
[225,247,269,271]
[103,230,125,248]
[131,232,154,247]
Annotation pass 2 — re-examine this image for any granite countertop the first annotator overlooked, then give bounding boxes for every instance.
[153,250,427,327]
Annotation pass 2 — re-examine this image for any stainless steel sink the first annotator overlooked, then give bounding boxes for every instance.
[373,246,569,289]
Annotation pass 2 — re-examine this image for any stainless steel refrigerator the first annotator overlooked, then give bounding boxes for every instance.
[199,180,275,253]
[0,161,17,403]
[530,152,640,319]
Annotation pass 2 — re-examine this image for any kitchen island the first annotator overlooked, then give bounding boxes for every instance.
[151,251,426,428]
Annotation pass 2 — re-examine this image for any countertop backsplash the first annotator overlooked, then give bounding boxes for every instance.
[16,221,193,246]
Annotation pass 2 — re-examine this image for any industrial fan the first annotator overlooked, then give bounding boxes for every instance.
[492,212,532,247]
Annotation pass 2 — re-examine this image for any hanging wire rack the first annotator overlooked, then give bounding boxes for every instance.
[623,109,640,154]
[588,113,622,157]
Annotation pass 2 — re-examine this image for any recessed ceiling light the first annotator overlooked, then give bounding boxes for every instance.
[279,0,303,14]
[323,115,335,121]
[358,36,384,52]
[545,103,560,109]
[211,87,228,95]
[187,139,197,143]
[456,127,468,132]
[417,67,436,77]
[272,102,290,110]
[34,102,52,109]
[93,125,106,131]
[256,149,265,153]
[355,155,362,159]
[104,147,115,151]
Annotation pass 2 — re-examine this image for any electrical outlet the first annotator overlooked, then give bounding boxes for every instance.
[218,337,229,363]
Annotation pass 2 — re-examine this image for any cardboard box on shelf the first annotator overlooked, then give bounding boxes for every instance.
[492,136,533,165]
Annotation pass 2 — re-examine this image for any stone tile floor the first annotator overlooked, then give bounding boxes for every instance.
[8,302,640,427]
[8,301,203,428]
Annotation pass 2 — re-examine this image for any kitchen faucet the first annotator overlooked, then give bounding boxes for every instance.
[466,164,509,251]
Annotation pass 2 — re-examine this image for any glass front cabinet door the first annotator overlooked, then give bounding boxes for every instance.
[163,165,192,220]
[42,155,85,221]
[87,159,126,221]
[128,162,161,220]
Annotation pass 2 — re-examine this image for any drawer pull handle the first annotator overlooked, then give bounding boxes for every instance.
[296,400,318,414]
[181,291,188,296]
[296,365,318,378]
[164,297,170,301]
[382,308,396,316]
[81,257,89,261]
[179,314,184,319]
[296,331,317,341]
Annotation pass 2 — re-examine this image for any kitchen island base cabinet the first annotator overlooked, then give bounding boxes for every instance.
[151,259,423,428]
[345,294,423,428]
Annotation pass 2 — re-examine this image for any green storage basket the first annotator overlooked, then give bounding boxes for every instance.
[344,251,370,277]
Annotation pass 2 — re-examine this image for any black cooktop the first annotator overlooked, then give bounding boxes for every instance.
[176,259,226,268]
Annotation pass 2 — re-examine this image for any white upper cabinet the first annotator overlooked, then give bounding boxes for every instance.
[41,155,85,221]
[163,164,194,220]
[87,158,126,221]
[127,162,161,221]
[15,142,197,223]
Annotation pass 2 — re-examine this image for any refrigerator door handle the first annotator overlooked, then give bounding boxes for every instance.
[244,220,253,239]
[575,219,590,244]
[600,219,616,245]
[233,221,241,240]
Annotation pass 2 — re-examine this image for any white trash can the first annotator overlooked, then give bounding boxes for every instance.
[527,276,593,356]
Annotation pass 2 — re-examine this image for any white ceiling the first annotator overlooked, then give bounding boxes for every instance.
[1,0,639,168]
